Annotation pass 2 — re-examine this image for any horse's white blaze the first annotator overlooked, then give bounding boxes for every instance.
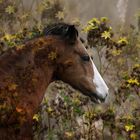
[91,59,109,99]
[80,41,109,100]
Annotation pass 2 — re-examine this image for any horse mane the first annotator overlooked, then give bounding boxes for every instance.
[43,23,78,42]
[43,23,78,35]
[0,23,78,59]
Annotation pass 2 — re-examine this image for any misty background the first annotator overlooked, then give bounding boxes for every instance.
[64,0,140,26]
[23,0,140,27]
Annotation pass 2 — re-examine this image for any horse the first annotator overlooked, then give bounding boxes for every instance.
[0,23,109,140]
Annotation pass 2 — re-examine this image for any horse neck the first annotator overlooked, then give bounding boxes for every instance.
[40,63,55,86]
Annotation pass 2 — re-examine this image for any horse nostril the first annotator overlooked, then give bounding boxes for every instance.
[97,92,108,102]
[106,92,109,98]
[105,93,108,98]
[102,93,108,101]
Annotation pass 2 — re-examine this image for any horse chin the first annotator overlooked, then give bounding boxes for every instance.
[89,94,105,104]
[70,84,105,103]
[82,91,105,104]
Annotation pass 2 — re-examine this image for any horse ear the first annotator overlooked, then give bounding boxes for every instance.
[65,25,78,42]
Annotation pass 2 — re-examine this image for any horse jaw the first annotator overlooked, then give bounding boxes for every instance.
[91,59,109,101]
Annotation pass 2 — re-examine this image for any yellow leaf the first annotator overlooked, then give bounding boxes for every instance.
[88,18,100,25]
[118,37,128,44]
[112,49,122,56]
[101,17,108,22]
[16,107,24,113]
[127,78,139,86]
[16,45,24,50]
[0,0,3,4]
[44,97,48,104]
[82,25,98,33]
[48,51,57,60]
[47,107,53,113]
[72,98,81,105]
[8,83,18,91]
[130,133,137,140]
[32,78,38,83]
[65,131,74,138]
[2,34,15,41]
[125,124,135,132]
[33,114,40,122]
[134,64,140,68]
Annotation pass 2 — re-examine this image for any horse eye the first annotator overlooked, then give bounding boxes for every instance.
[81,55,90,61]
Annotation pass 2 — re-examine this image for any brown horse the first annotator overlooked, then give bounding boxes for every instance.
[0,23,109,140]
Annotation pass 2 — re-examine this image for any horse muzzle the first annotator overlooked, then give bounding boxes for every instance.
[89,91,108,103]
[82,89,109,103]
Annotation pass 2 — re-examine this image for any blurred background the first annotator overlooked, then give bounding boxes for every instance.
[64,0,140,26]
[1,0,140,32]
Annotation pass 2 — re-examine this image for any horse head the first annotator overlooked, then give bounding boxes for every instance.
[41,23,109,103]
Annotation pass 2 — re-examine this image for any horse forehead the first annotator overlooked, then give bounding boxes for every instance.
[75,40,88,54]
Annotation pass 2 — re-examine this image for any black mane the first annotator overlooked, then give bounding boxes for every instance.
[43,23,78,41]
[0,23,79,56]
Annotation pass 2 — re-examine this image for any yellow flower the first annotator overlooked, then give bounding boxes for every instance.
[65,131,74,138]
[55,11,64,20]
[33,114,40,122]
[84,111,95,119]
[4,34,11,41]
[48,51,57,60]
[126,115,133,120]
[2,34,11,41]
[82,25,97,32]
[0,0,3,3]
[127,78,139,86]
[118,37,128,44]
[101,17,108,22]
[44,97,48,104]
[112,49,122,56]
[8,83,18,91]
[88,18,100,25]
[72,98,81,105]
[16,45,24,50]
[109,26,112,31]
[133,64,140,68]
[47,107,53,113]
[130,133,137,140]
[101,31,111,39]
[5,5,15,14]
[125,124,135,132]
